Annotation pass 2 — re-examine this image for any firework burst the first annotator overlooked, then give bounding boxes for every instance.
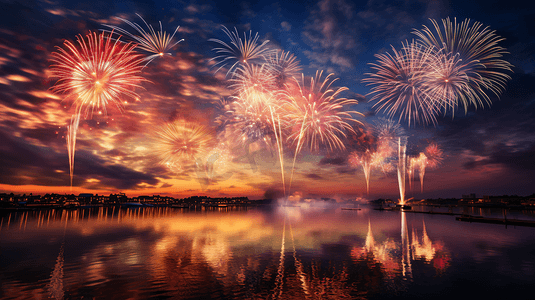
[424,143,443,168]
[154,120,215,171]
[50,30,146,188]
[229,63,277,102]
[209,26,272,77]
[364,41,439,126]
[103,14,184,67]
[285,71,362,152]
[265,50,301,88]
[413,17,513,114]
[348,150,381,194]
[50,30,146,117]
[220,95,276,148]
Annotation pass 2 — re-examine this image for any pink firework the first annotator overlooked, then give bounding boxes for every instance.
[413,17,513,114]
[285,71,362,152]
[364,41,440,126]
[348,150,381,195]
[50,30,145,188]
[424,143,443,169]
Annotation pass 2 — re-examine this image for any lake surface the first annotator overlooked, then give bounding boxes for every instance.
[1,204,535,299]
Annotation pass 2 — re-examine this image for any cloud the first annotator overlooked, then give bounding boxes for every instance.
[305,173,324,180]
[281,21,292,31]
[319,156,347,166]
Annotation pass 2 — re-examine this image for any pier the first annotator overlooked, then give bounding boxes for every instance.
[455,215,535,227]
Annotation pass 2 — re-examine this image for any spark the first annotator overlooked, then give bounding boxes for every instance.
[413,17,513,114]
[209,26,272,77]
[50,30,145,117]
[265,50,301,88]
[364,41,439,126]
[103,13,184,67]
[154,120,215,170]
[285,71,362,152]
[50,30,145,188]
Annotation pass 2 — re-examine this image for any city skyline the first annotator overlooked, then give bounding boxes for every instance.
[0,0,534,201]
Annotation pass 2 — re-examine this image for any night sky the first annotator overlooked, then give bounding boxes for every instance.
[0,0,534,201]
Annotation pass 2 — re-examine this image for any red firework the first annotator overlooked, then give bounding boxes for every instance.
[50,30,146,117]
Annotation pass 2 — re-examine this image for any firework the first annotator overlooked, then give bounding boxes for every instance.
[50,30,145,187]
[407,156,418,192]
[417,143,443,193]
[413,18,513,114]
[103,14,184,67]
[218,94,277,149]
[285,71,362,152]
[50,30,146,117]
[364,41,440,126]
[425,143,443,168]
[284,71,362,193]
[66,113,80,190]
[209,26,272,77]
[265,50,301,88]
[416,152,428,193]
[154,120,215,171]
[348,150,380,194]
[229,63,277,103]
[397,137,408,205]
[374,118,405,174]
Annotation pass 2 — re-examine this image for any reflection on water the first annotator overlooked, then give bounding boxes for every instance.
[0,205,534,299]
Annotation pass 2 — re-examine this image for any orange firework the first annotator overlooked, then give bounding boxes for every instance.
[229,63,277,103]
[154,120,215,171]
[413,17,513,114]
[364,41,439,126]
[50,30,146,117]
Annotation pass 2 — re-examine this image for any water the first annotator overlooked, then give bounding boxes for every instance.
[1,204,534,299]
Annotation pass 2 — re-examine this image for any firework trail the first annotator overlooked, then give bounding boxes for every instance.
[50,30,145,187]
[270,106,287,197]
[348,150,378,195]
[413,17,513,115]
[103,13,184,67]
[407,153,426,192]
[397,137,408,205]
[418,143,443,193]
[416,152,428,193]
[407,156,416,192]
[374,118,406,174]
[154,119,215,173]
[364,41,439,126]
[66,113,80,190]
[209,26,272,77]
